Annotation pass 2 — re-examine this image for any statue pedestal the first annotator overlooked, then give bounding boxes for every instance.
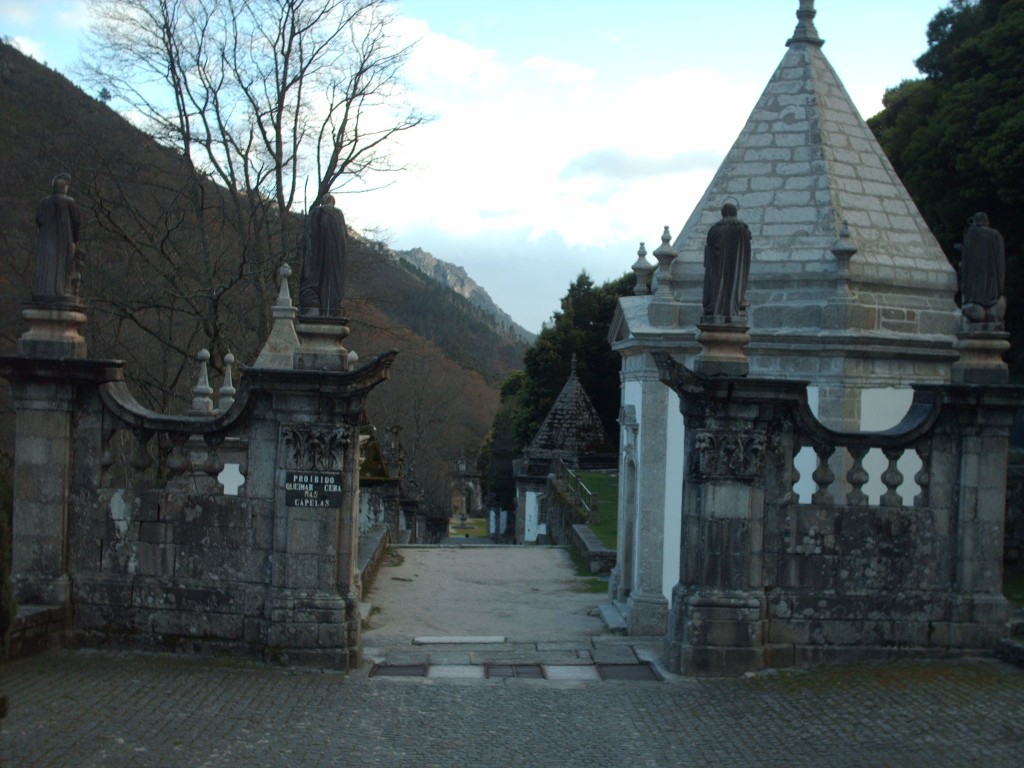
[952,326,1009,385]
[19,303,87,359]
[295,317,350,371]
[695,320,750,377]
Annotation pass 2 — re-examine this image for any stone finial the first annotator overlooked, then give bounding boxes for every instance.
[652,226,677,299]
[787,0,823,47]
[831,220,857,290]
[570,352,578,377]
[632,241,653,295]
[191,348,214,414]
[217,351,237,413]
[276,263,294,307]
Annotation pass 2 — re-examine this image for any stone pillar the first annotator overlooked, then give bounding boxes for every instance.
[657,355,802,675]
[609,405,637,604]
[7,375,76,604]
[946,385,1017,646]
[622,355,671,636]
[5,301,91,605]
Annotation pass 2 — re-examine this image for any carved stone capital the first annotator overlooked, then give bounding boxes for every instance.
[282,424,349,471]
[690,429,767,478]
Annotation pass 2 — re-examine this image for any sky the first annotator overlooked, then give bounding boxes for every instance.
[2,0,947,334]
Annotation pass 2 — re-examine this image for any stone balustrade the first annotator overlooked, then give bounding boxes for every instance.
[655,353,1021,675]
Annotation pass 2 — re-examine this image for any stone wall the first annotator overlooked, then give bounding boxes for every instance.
[1005,457,1024,565]
[658,354,1020,676]
[0,347,395,669]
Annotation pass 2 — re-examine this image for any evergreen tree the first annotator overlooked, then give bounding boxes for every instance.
[868,0,1024,369]
[478,270,632,497]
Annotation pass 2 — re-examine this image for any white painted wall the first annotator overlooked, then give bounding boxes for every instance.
[523,490,540,542]
[662,390,684,603]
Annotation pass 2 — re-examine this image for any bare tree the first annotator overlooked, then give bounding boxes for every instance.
[79,0,427,354]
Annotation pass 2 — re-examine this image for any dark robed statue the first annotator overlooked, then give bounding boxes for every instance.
[702,201,751,321]
[300,195,347,317]
[34,173,82,302]
[960,212,1005,324]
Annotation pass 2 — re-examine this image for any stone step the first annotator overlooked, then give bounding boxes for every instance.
[598,601,627,633]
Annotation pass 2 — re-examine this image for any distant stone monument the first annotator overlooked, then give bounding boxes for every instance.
[34,173,82,303]
[960,212,1005,324]
[300,195,347,318]
[702,200,751,322]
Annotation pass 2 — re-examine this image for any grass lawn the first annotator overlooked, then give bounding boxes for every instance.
[578,470,618,549]
[448,516,489,537]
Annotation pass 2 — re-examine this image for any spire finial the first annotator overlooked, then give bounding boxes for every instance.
[570,353,578,377]
[787,0,823,48]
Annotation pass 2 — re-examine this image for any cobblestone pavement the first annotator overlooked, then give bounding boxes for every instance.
[3,648,1024,767]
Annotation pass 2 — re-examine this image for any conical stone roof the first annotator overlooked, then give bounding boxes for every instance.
[526,356,612,459]
[657,0,958,386]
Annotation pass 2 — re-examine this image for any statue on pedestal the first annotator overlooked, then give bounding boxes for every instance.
[299,195,347,318]
[34,173,82,303]
[702,201,751,322]
[960,212,1005,324]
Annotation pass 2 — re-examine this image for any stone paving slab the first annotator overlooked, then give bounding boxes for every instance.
[542,664,603,681]
[4,649,1024,767]
[428,665,485,679]
[413,635,505,645]
[591,645,641,665]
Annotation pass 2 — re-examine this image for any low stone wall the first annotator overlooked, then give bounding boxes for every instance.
[7,604,70,659]
[570,524,615,575]
[70,488,359,666]
[358,526,391,598]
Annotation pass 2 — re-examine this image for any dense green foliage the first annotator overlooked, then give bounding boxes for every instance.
[479,272,632,508]
[517,271,634,447]
[868,0,1024,369]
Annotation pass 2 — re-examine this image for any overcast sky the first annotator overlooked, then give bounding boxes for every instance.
[3,0,946,333]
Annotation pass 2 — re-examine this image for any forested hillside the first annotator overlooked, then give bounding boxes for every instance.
[0,40,526,510]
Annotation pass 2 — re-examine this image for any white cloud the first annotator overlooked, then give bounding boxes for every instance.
[10,35,45,62]
[57,1,91,30]
[0,2,35,25]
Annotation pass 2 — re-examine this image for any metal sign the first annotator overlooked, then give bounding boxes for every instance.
[285,471,343,508]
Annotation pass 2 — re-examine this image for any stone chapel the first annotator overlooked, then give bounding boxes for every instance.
[607,0,964,637]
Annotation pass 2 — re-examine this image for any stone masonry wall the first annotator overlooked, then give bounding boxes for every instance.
[70,490,276,651]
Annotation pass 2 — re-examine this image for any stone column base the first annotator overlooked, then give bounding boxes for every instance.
[665,586,766,676]
[695,321,750,377]
[19,304,87,359]
[626,591,669,636]
[952,328,1009,384]
[295,318,350,371]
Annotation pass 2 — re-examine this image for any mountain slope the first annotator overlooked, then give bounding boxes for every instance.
[396,247,535,344]
[0,41,525,507]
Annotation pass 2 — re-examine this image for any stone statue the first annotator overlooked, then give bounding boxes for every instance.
[702,201,751,321]
[960,212,1005,324]
[34,173,82,302]
[300,195,347,318]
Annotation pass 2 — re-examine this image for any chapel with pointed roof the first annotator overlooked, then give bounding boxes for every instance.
[607,0,962,636]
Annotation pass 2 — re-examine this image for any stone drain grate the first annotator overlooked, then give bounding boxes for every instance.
[370,662,661,681]
[484,664,545,679]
